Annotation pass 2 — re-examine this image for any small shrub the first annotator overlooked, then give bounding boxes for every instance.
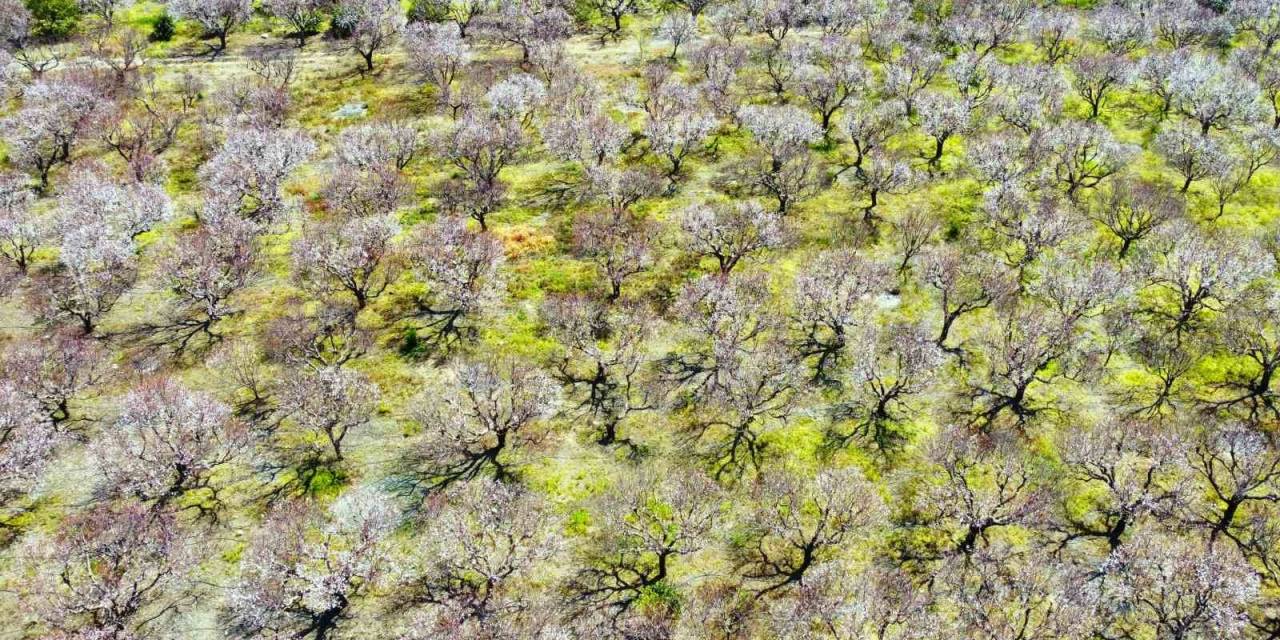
[149,13,175,42]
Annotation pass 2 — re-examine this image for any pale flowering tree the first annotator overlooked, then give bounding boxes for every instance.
[277,366,380,464]
[198,127,316,225]
[738,467,886,597]
[565,471,720,624]
[665,272,775,399]
[677,201,787,275]
[1149,0,1229,49]
[0,380,57,522]
[0,170,40,274]
[882,45,944,117]
[1040,121,1137,197]
[832,321,943,452]
[571,209,657,302]
[168,0,253,54]
[1237,0,1280,54]
[92,378,248,513]
[933,544,1090,639]
[847,149,916,220]
[481,0,573,64]
[33,221,137,335]
[957,307,1082,430]
[398,479,562,635]
[1091,529,1258,638]
[404,216,507,352]
[104,74,203,183]
[151,217,258,354]
[655,12,696,61]
[227,488,398,639]
[1,80,106,193]
[1027,7,1077,64]
[1205,128,1280,219]
[917,92,973,171]
[1086,4,1150,54]
[436,111,524,230]
[265,0,332,47]
[1,330,106,429]
[0,0,29,48]
[333,0,407,71]
[1170,54,1265,135]
[543,295,657,447]
[292,215,401,310]
[993,63,1067,133]
[923,244,1018,350]
[404,22,470,107]
[485,72,545,125]
[837,98,905,175]
[1155,123,1229,194]
[736,104,822,213]
[642,78,717,181]
[20,504,194,639]
[1052,418,1188,552]
[333,121,420,172]
[793,38,869,134]
[790,248,891,382]
[397,357,558,495]
[58,163,172,240]
[413,0,489,38]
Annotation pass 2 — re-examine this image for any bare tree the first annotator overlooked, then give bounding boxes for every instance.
[1,330,105,430]
[915,429,1048,555]
[789,248,891,382]
[1187,425,1280,545]
[543,295,656,447]
[1070,54,1134,120]
[1089,178,1183,259]
[1053,419,1188,552]
[832,321,943,452]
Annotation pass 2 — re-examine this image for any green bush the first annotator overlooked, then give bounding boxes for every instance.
[24,0,81,40]
[149,13,175,43]
[410,0,451,23]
